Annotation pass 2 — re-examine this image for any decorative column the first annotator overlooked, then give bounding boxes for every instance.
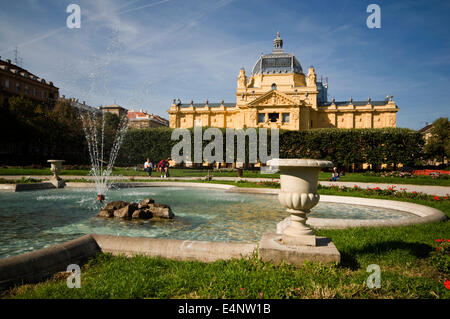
[267,158,333,246]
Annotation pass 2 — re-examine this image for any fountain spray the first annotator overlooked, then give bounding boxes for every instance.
[78,108,128,201]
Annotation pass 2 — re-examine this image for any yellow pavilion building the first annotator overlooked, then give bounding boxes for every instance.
[168,33,399,130]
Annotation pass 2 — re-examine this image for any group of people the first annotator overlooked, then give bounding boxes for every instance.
[144,158,170,178]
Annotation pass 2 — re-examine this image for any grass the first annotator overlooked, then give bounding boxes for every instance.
[3,185,450,299]
[5,251,448,299]
[0,166,449,186]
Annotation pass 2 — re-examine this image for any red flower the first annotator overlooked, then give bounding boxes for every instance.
[445,279,450,290]
[434,196,440,201]
[436,239,442,242]
[412,191,417,194]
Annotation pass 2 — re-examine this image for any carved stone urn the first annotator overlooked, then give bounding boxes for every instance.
[47,159,65,188]
[267,158,333,246]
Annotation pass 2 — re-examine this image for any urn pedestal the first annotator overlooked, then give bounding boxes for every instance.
[47,160,65,189]
[258,158,340,265]
[269,158,332,246]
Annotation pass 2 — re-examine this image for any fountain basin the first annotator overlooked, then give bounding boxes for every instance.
[0,183,446,259]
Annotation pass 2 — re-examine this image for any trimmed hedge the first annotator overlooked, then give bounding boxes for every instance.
[116,127,425,170]
[280,128,424,170]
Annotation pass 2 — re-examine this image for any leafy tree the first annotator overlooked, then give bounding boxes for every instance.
[1,96,89,165]
[424,117,450,162]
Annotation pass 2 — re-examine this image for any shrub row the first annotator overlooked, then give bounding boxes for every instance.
[116,127,425,170]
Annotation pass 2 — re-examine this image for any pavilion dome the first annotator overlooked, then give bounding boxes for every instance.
[251,32,304,76]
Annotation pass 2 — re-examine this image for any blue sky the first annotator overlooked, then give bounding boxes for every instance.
[0,0,449,129]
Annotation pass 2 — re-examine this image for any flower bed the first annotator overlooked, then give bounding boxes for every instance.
[320,184,449,201]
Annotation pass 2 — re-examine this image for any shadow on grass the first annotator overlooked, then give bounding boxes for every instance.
[337,240,433,270]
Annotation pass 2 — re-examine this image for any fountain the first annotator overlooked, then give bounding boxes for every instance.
[78,108,129,201]
[259,158,341,265]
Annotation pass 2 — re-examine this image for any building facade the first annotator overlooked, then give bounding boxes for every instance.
[128,109,169,129]
[99,104,128,118]
[0,57,59,107]
[168,33,399,130]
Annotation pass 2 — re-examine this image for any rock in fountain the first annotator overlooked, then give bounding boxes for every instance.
[258,158,341,265]
[98,198,174,220]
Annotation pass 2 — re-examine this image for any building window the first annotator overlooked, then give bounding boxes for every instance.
[282,113,290,123]
[41,91,46,98]
[16,82,20,91]
[33,88,37,96]
[271,83,277,90]
[4,79,9,88]
[310,120,313,128]
[258,113,265,123]
[25,86,29,95]
[268,113,279,122]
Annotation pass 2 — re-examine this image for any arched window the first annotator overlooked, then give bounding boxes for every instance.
[271,83,277,90]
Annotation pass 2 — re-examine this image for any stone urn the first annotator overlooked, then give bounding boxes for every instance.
[267,158,333,246]
[47,159,65,188]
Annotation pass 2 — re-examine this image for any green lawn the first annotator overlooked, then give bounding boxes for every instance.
[3,186,449,299]
[0,166,449,186]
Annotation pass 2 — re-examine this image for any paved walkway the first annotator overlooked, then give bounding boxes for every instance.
[1,175,449,196]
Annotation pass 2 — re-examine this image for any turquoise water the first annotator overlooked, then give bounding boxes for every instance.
[0,187,413,258]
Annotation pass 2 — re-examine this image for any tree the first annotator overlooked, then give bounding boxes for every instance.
[1,96,88,165]
[424,117,450,163]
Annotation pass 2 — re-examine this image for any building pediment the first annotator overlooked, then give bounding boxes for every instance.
[247,90,299,107]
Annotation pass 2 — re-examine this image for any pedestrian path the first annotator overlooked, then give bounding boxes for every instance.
[0,175,448,196]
